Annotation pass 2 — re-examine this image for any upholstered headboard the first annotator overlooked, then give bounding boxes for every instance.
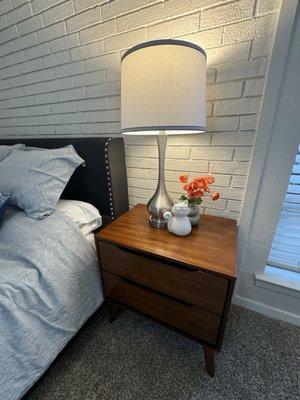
[0,137,129,223]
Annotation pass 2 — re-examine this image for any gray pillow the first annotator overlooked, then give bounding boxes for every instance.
[0,144,25,162]
[0,145,84,219]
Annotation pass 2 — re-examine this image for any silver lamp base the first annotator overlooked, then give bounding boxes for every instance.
[147,133,173,228]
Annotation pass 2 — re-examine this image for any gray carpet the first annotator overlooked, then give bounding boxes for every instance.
[27,305,299,400]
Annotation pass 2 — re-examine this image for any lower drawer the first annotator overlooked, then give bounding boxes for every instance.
[103,271,221,346]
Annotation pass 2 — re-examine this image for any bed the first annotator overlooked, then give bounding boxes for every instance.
[0,137,129,400]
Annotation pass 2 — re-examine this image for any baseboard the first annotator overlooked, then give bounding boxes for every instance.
[233,295,300,326]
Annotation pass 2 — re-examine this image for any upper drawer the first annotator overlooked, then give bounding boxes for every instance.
[98,241,228,315]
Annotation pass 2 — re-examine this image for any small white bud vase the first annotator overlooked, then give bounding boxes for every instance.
[163,200,191,237]
[188,203,200,226]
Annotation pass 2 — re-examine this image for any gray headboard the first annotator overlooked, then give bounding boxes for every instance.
[0,136,129,223]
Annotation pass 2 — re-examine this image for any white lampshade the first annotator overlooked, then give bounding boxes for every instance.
[121,39,206,135]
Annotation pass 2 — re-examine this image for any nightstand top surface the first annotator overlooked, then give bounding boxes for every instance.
[96,204,237,278]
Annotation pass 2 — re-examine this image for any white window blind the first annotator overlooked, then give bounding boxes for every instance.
[267,145,300,273]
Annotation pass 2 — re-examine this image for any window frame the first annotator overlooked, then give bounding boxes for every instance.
[236,0,300,302]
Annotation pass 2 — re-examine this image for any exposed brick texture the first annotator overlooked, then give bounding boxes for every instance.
[0,0,281,220]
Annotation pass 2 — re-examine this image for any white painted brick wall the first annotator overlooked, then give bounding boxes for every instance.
[0,0,281,220]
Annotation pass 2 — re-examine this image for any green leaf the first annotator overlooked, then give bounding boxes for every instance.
[180,194,188,201]
[194,198,202,205]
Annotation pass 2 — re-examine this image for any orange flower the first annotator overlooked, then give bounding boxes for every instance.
[188,187,204,198]
[194,176,213,191]
[204,176,215,185]
[196,189,205,197]
[194,178,209,192]
[190,180,201,190]
[179,174,189,184]
[188,190,197,198]
[211,192,220,201]
[179,173,219,201]
[195,177,206,186]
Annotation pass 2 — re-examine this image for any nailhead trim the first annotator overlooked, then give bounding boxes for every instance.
[105,138,115,220]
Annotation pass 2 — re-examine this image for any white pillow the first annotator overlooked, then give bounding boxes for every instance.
[56,200,102,235]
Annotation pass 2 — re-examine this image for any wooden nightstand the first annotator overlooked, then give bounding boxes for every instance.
[95,204,237,377]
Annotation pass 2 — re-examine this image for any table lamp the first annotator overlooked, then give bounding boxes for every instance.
[121,39,207,228]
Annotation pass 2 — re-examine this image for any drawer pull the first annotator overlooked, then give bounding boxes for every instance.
[120,275,194,308]
[116,245,198,272]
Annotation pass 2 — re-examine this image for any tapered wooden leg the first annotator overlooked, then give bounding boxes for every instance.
[108,302,124,323]
[203,345,215,377]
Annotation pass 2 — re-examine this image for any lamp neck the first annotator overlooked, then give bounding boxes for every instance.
[157,132,167,191]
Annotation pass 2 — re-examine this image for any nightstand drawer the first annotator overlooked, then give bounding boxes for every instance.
[103,271,221,346]
[99,241,228,315]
